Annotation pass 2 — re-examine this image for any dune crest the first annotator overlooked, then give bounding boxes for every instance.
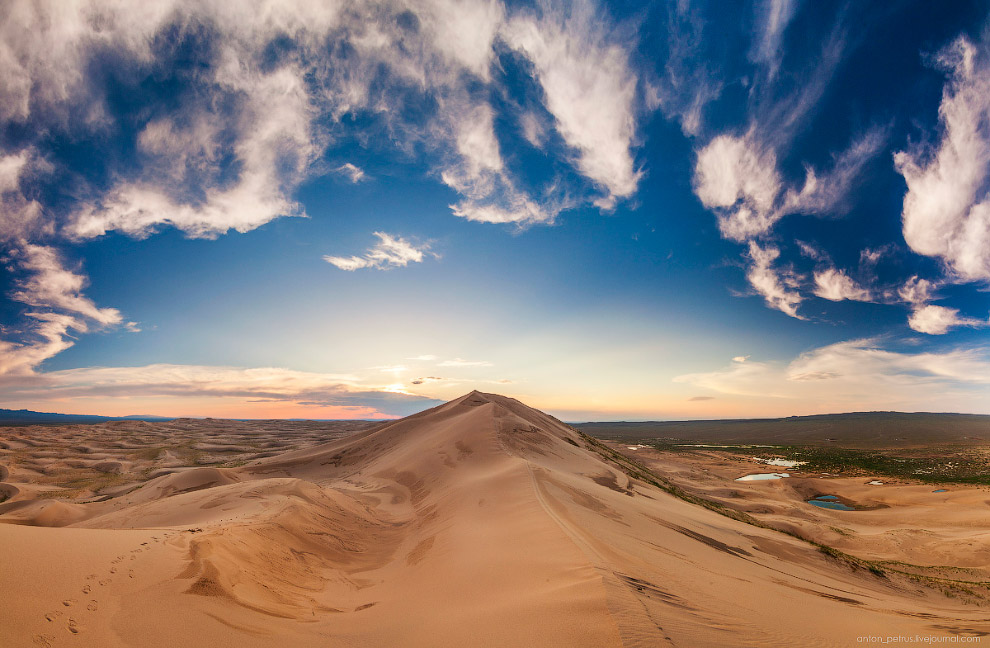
[1,391,987,646]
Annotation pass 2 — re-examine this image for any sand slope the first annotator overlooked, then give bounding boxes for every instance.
[2,391,987,646]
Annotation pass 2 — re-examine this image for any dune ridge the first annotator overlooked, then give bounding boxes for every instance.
[1,391,987,646]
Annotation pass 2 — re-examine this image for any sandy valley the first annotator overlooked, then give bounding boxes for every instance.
[1,392,988,647]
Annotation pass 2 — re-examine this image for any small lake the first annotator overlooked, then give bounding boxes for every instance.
[807,495,855,511]
[932,489,948,493]
[736,472,789,481]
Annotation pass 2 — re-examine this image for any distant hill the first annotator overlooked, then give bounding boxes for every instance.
[0,408,173,426]
[575,411,990,448]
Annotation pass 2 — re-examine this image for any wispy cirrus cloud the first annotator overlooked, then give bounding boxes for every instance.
[0,0,649,377]
[676,339,990,411]
[685,3,888,321]
[324,232,435,272]
[748,0,799,81]
[438,358,493,368]
[335,163,367,184]
[0,363,442,417]
[744,241,804,318]
[502,0,642,207]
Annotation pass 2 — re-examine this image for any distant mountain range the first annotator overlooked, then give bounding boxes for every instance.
[575,411,990,448]
[0,408,174,426]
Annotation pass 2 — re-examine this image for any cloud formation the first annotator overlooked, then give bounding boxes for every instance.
[686,4,889,321]
[812,268,871,302]
[0,363,441,417]
[503,0,641,205]
[0,0,647,375]
[745,242,803,318]
[676,339,990,411]
[896,35,990,283]
[324,232,434,271]
[438,358,493,368]
[907,305,988,336]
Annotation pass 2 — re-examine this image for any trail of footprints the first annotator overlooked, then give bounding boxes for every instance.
[34,534,172,644]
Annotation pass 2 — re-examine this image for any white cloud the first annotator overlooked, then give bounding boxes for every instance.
[2,0,647,245]
[675,338,990,411]
[782,127,887,216]
[694,127,885,244]
[686,12,889,323]
[795,240,826,261]
[450,187,566,225]
[336,163,366,183]
[69,62,318,239]
[692,127,884,320]
[732,356,750,363]
[898,275,937,305]
[439,101,506,205]
[895,35,990,282]
[324,232,434,271]
[10,244,122,326]
[0,150,46,241]
[0,362,438,415]
[503,0,641,203]
[0,245,126,376]
[438,358,492,367]
[907,304,987,336]
[407,354,438,361]
[650,1,722,136]
[694,134,782,242]
[745,241,804,318]
[0,312,77,376]
[519,111,548,148]
[859,246,889,266]
[749,0,799,81]
[812,268,871,302]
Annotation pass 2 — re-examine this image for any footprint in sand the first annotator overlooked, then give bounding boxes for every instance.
[98,579,111,586]
[109,567,117,574]
[31,634,55,647]
[128,569,135,579]
[66,618,80,634]
[44,610,63,622]
[87,600,98,612]
[81,585,91,594]
[61,599,76,607]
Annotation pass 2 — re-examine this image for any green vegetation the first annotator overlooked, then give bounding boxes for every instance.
[573,428,990,604]
[625,440,990,486]
[782,446,990,485]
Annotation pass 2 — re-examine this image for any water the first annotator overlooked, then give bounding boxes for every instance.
[932,489,948,493]
[867,480,883,485]
[735,473,789,481]
[807,495,855,511]
[753,457,807,468]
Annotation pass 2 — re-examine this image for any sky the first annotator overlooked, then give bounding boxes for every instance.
[1,0,989,421]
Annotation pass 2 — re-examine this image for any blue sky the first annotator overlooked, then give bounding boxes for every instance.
[1,0,989,420]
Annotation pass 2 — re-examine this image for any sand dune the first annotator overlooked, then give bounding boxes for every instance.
[1,391,987,646]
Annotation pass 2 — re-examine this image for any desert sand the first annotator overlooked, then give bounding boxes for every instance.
[1,392,987,647]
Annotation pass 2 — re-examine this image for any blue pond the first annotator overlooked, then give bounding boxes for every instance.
[932,489,948,493]
[807,495,856,511]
